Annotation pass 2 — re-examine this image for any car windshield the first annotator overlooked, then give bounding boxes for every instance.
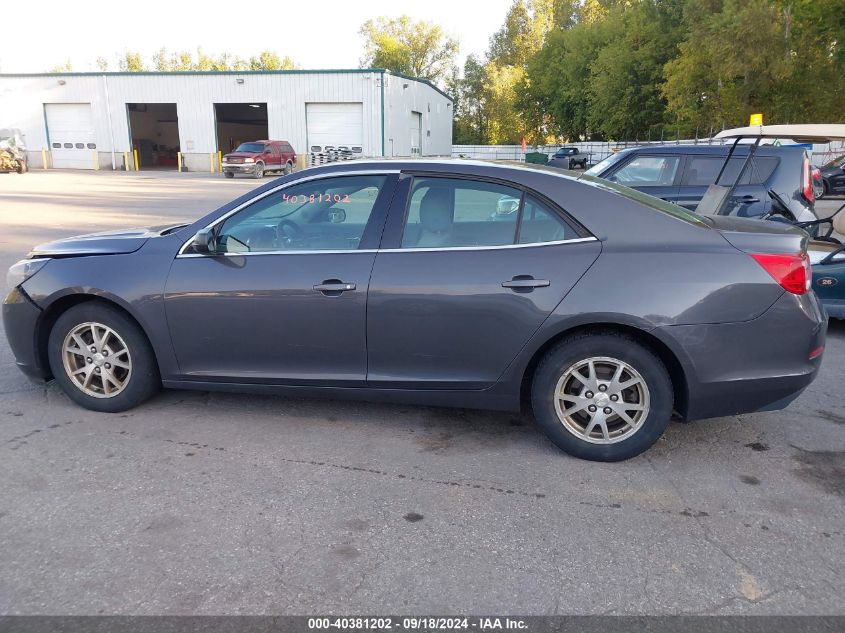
[584,151,628,176]
[234,143,265,153]
[823,154,845,168]
[578,173,709,227]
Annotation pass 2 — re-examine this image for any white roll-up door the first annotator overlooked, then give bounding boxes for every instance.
[45,104,96,169]
[410,111,422,156]
[306,103,363,151]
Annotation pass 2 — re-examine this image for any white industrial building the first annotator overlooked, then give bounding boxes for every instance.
[0,69,453,171]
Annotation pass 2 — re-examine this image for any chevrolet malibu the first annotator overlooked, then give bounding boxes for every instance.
[2,161,827,461]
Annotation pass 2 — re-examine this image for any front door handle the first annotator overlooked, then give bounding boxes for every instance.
[733,195,760,203]
[313,279,356,296]
[502,275,550,292]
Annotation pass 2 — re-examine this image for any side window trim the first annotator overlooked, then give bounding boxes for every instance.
[176,170,399,257]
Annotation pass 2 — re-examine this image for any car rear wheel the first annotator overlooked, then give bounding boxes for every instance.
[531,333,672,461]
[284,161,292,175]
[48,302,161,413]
[253,162,264,179]
[225,171,234,178]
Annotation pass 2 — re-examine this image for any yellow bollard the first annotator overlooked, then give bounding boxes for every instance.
[124,152,129,171]
[41,149,48,169]
[133,149,140,171]
[93,150,99,170]
[177,152,182,173]
[217,151,223,172]
[210,153,215,173]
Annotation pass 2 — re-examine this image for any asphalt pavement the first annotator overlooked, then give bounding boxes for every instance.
[0,170,842,615]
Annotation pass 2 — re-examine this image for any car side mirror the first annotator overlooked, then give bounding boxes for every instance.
[328,209,346,224]
[192,228,217,253]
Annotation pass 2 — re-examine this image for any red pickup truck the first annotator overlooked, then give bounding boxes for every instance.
[222,140,296,179]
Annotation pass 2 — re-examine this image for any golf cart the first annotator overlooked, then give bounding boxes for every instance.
[711,124,845,318]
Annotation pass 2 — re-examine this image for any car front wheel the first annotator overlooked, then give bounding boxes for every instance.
[531,333,672,461]
[48,302,161,413]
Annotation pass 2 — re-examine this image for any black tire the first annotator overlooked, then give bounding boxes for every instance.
[253,162,264,179]
[17,161,27,174]
[531,332,673,461]
[48,302,161,413]
[284,161,293,175]
[225,171,234,179]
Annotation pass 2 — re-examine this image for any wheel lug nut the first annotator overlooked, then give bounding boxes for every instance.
[610,394,618,401]
[95,367,101,373]
[599,385,607,392]
[90,347,96,352]
[585,391,594,398]
[588,405,597,412]
[86,357,92,364]
[604,407,612,414]
[103,350,109,356]
[105,363,111,369]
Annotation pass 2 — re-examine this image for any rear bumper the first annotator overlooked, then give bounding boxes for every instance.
[2,286,49,381]
[661,291,827,421]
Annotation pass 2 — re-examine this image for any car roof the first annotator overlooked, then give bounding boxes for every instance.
[614,144,804,157]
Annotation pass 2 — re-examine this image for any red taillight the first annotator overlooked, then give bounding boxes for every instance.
[751,252,810,295]
[809,345,824,360]
[812,167,822,182]
[802,156,814,203]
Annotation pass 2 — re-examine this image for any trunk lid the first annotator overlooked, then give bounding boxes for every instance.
[701,214,808,255]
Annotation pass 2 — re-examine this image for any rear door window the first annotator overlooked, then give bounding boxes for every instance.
[682,156,778,186]
[402,177,522,248]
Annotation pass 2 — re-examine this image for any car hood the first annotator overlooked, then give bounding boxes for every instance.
[223,152,259,159]
[30,224,185,257]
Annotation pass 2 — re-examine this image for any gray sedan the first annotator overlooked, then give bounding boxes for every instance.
[2,161,827,461]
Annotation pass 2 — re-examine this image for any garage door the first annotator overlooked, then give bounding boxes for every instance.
[45,104,96,169]
[410,111,422,156]
[306,103,363,151]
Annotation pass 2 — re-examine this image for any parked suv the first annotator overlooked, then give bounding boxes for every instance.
[584,144,817,223]
[222,140,296,179]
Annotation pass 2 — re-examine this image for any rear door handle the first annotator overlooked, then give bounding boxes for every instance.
[313,280,356,296]
[502,276,550,292]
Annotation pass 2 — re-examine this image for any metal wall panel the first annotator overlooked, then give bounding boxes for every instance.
[0,70,452,167]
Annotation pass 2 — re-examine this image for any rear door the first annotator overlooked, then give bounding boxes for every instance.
[604,153,683,204]
[365,174,601,389]
[677,154,775,217]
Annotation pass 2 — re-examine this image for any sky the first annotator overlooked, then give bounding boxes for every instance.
[1,0,514,74]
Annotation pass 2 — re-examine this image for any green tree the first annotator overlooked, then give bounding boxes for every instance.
[118,51,147,72]
[95,57,109,71]
[249,51,297,70]
[359,15,459,83]
[587,0,685,139]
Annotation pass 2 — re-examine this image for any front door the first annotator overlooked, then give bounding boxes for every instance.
[164,172,397,385]
[605,153,683,205]
[366,175,601,389]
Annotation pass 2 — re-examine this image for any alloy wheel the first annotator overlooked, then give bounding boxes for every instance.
[62,322,132,398]
[553,356,650,444]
